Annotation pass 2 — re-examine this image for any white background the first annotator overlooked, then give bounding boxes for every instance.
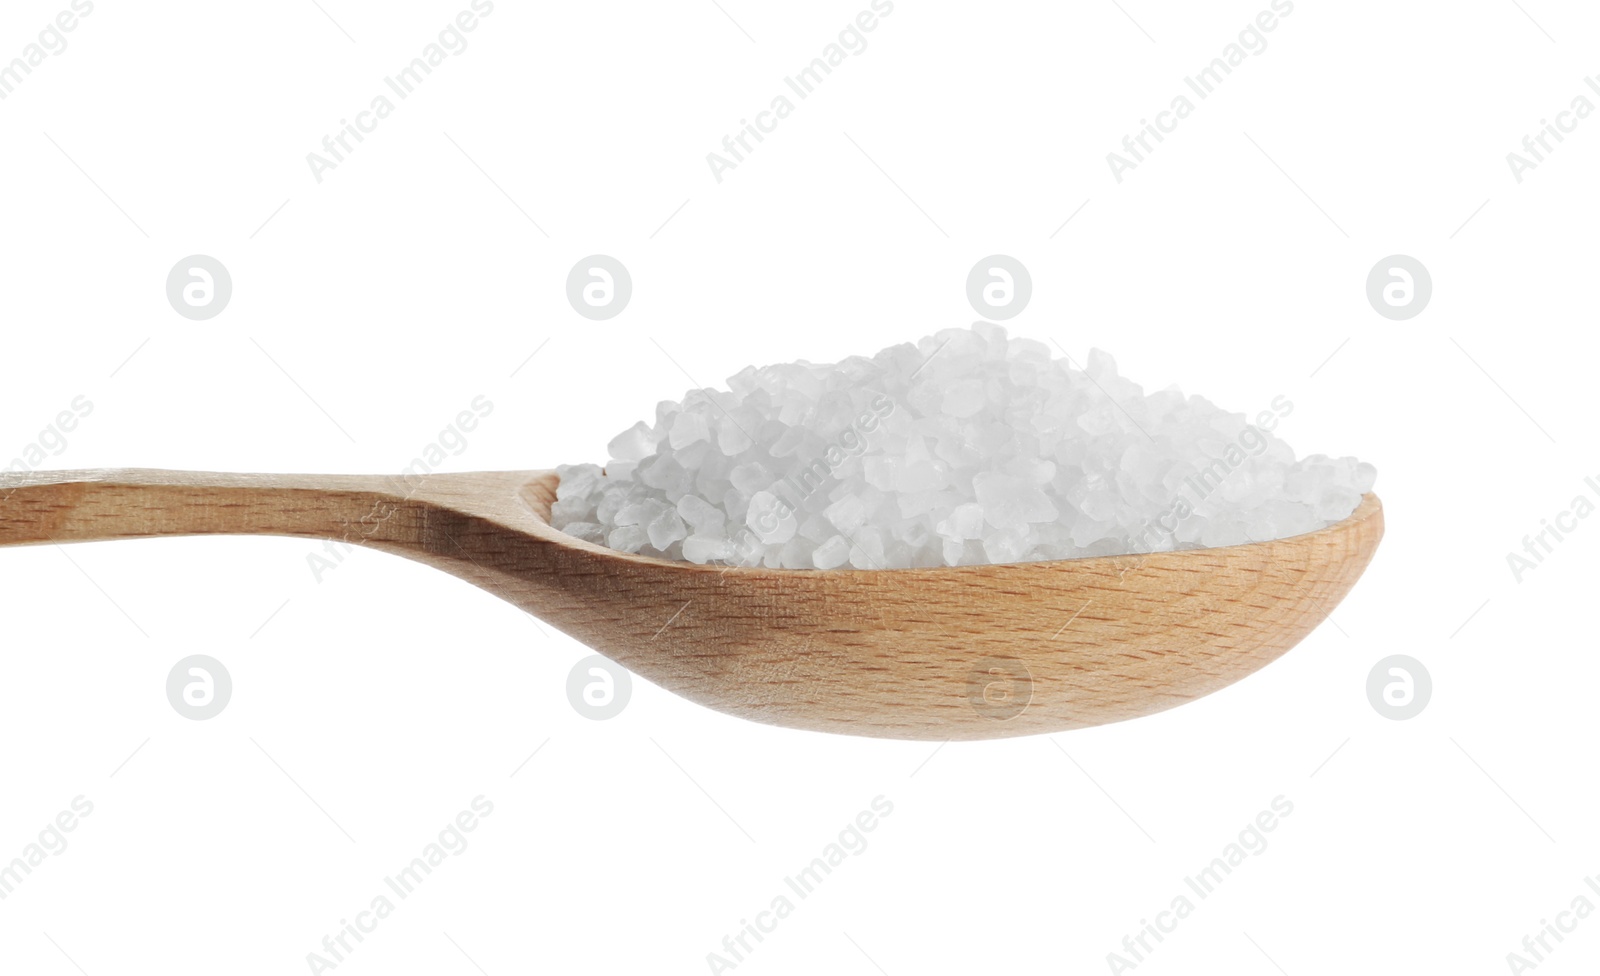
[1,0,1596,973]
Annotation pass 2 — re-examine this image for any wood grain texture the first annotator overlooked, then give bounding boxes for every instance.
[0,468,1384,740]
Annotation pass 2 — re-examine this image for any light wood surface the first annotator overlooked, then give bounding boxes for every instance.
[0,469,1384,739]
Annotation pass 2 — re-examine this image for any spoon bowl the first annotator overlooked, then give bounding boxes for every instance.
[0,469,1383,740]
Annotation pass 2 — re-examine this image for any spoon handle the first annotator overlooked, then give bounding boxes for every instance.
[0,468,422,549]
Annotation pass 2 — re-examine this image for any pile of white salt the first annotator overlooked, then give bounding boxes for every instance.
[551,324,1374,569]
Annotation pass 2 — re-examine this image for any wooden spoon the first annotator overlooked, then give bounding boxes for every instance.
[0,469,1382,740]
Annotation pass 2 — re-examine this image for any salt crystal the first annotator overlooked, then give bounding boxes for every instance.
[607,524,648,553]
[942,538,967,566]
[780,537,814,568]
[595,491,627,524]
[717,422,755,456]
[745,490,797,544]
[1355,461,1378,493]
[941,379,987,418]
[770,427,807,457]
[549,495,592,525]
[612,501,648,527]
[730,462,773,496]
[813,535,852,570]
[1315,487,1362,523]
[682,534,732,563]
[669,411,710,449]
[647,510,688,550]
[550,325,1376,569]
[639,456,689,494]
[825,495,867,534]
[937,502,985,540]
[982,528,1032,564]
[895,460,948,493]
[848,527,886,569]
[607,423,657,462]
[862,457,899,491]
[794,514,829,543]
[562,521,606,544]
[1199,519,1248,548]
[1071,514,1116,549]
[898,490,954,519]
[676,494,726,532]
[973,472,1058,528]
[556,463,603,499]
